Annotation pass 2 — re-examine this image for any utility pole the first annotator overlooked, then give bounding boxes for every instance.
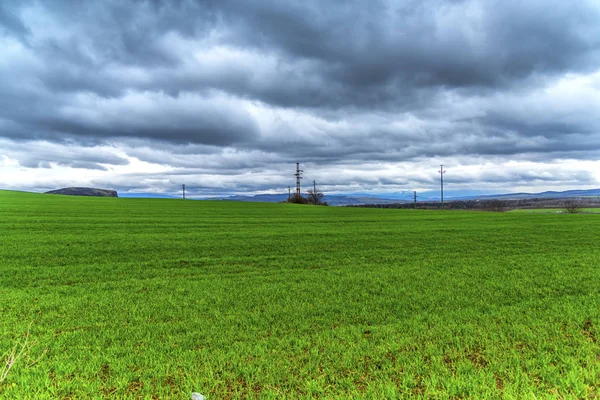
[439,165,446,208]
[288,186,291,201]
[182,184,186,200]
[294,162,303,197]
[414,191,417,209]
[312,180,316,193]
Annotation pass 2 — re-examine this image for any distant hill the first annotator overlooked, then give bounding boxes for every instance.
[109,187,600,205]
[203,188,600,206]
[45,187,118,197]
[473,188,600,200]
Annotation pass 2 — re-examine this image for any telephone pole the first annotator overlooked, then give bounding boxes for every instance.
[288,186,291,201]
[312,180,316,193]
[414,191,417,209]
[439,165,446,208]
[294,162,303,197]
[182,184,186,200]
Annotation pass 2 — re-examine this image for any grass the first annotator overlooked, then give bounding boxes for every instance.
[1,189,599,398]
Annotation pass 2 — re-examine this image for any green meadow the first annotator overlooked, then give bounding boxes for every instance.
[1,190,599,399]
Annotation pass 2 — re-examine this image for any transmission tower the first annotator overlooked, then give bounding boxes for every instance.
[439,165,446,207]
[182,184,186,200]
[294,162,303,197]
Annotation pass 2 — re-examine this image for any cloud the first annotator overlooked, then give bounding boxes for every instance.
[0,2,28,38]
[0,0,599,194]
[0,139,129,170]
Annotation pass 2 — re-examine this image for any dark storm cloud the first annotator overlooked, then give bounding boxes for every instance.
[226,0,600,89]
[38,93,259,146]
[26,0,596,110]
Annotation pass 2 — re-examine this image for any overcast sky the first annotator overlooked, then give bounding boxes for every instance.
[1,0,600,197]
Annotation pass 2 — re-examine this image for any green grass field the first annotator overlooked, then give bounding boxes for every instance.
[1,190,599,399]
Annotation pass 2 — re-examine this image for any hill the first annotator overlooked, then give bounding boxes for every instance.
[474,188,600,200]
[45,187,118,197]
[201,188,600,206]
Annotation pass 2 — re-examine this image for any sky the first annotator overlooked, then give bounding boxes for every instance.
[1,0,600,198]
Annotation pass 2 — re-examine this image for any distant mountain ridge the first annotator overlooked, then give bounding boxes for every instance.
[472,188,600,200]
[204,188,600,206]
[114,188,600,205]
[45,187,118,197]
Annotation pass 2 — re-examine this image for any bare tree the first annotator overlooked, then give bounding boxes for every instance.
[564,199,581,214]
[306,182,327,205]
[289,193,307,204]
[486,199,506,212]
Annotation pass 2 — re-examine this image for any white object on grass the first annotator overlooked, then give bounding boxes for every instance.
[191,393,205,400]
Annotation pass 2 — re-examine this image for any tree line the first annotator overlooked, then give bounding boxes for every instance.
[347,197,600,212]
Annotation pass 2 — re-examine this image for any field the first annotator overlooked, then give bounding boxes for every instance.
[1,190,599,399]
